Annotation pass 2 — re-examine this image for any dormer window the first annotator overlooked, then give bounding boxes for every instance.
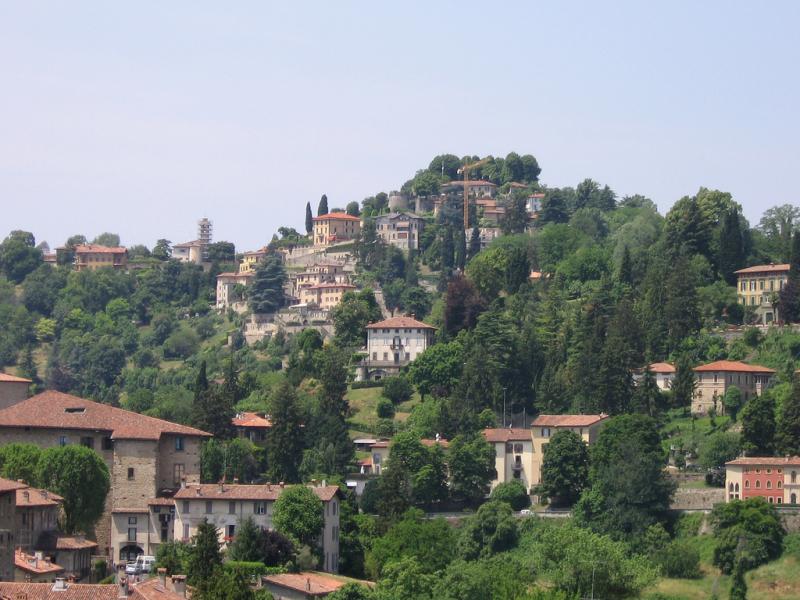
[65,407,86,414]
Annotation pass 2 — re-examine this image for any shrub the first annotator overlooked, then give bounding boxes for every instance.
[490,480,531,511]
[382,375,413,404]
[376,398,395,419]
[657,539,701,578]
[375,418,396,438]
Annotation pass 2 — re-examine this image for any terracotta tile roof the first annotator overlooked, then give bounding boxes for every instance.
[173,240,203,248]
[693,360,776,374]
[0,391,211,440]
[421,438,449,448]
[243,247,269,256]
[726,456,800,467]
[51,535,98,551]
[15,550,65,575]
[16,485,63,507]
[531,414,609,427]
[130,576,186,600]
[147,497,176,506]
[483,428,532,443]
[307,283,356,290]
[648,362,676,374]
[263,572,346,596]
[369,441,390,448]
[74,244,126,254]
[174,483,339,503]
[734,263,790,274]
[444,180,497,187]
[232,412,272,428]
[0,582,117,599]
[0,372,32,383]
[0,477,26,493]
[366,316,436,329]
[217,271,254,278]
[313,213,361,222]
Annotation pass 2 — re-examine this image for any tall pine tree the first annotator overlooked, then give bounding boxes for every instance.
[776,378,800,455]
[317,194,329,216]
[454,228,467,271]
[248,254,286,314]
[741,393,776,456]
[468,226,481,260]
[717,208,745,285]
[671,355,696,412]
[266,380,305,483]
[780,231,800,323]
[305,202,313,234]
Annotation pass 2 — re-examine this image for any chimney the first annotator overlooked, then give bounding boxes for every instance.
[118,575,129,598]
[35,550,43,562]
[306,578,311,592]
[53,577,67,591]
[23,491,30,502]
[233,477,239,484]
[171,575,187,597]
[157,567,167,587]
[279,481,284,488]
[180,477,187,490]
[219,480,225,493]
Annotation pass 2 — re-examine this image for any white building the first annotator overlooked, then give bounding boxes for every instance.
[647,362,676,391]
[374,213,425,252]
[172,241,205,264]
[358,316,436,381]
[172,482,341,573]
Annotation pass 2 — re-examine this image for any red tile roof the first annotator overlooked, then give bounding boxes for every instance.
[0,391,211,440]
[0,372,32,383]
[531,414,609,427]
[74,244,126,254]
[307,283,356,290]
[0,582,117,599]
[232,412,272,428]
[313,213,361,222]
[726,456,800,467]
[174,483,339,502]
[263,572,346,596]
[15,550,65,575]
[648,362,676,374]
[421,438,449,448]
[734,263,790,274]
[147,497,176,506]
[16,486,63,507]
[130,576,187,600]
[693,360,776,374]
[52,536,98,551]
[0,477,26,493]
[173,240,203,248]
[483,428,532,443]
[366,316,436,329]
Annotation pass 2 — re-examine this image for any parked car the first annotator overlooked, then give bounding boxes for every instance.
[125,555,155,575]
[125,560,141,576]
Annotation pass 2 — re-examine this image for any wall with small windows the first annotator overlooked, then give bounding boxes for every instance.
[156,434,202,492]
[0,489,15,582]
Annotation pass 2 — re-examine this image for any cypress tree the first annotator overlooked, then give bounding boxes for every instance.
[633,366,666,417]
[618,245,633,286]
[305,202,313,234]
[671,355,696,411]
[441,227,455,272]
[248,255,286,314]
[188,519,222,588]
[454,228,467,271]
[776,378,800,455]
[665,256,700,353]
[468,226,481,260]
[317,194,329,216]
[780,231,800,323]
[266,380,304,483]
[717,208,745,285]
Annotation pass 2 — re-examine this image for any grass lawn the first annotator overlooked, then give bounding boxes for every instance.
[346,385,421,436]
[661,408,732,456]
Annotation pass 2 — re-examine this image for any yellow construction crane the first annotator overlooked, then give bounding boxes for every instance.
[457,158,490,229]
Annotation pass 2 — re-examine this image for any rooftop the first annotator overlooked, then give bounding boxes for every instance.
[306,283,357,290]
[16,485,63,507]
[693,360,776,373]
[172,240,203,248]
[531,414,609,427]
[263,572,353,596]
[0,477,27,493]
[232,412,273,428]
[648,362,676,374]
[726,456,800,467]
[73,244,126,254]
[483,428,532,443]
[15,550,64,575]
[734,263,790,274]
[313,212,361,222]
[0,391,211,441]
[366,316,436,330]
[0,372,32,383]
[174,483,339,503]
[0,582,117,600]
[421,437,449,448]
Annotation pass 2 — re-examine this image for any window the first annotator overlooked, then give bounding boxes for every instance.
[182,501,190,513]
[254,502,266,515]
[205,501,213,514]
[792,471,797,483]
[514,443,523,453]
[183,524,190,540]
[102,437,113,450]
[80,436,94,449]
[505,443,513,453]
[332,501,337,516]
[756,480,761,488]
[173,464,185,487]
[767,481,772,489]
[778,497,783,504]
[127,468,135,480]
[541,428,551,438]
[768,497,774,503]
[59,436,68,446]
[778,481,783,489]
[128,517,137,525]
[175,437,185,451]
[227,524,235,538]
[745,481,751,489]
[128,528,137,541]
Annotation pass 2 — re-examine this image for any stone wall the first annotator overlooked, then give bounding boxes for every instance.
[670,487,726,511]
[0,490,15,582]
[0,381,29,411]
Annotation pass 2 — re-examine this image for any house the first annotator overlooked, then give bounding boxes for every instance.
[312,213,361,247]
[232,412,272,445]
[0,391,210,562]
[644,362,675,391]
[298,283,356,311]
[290,263,350,301]
[734,263,790,324]
[0,571,188,599]
[357,316,437,381]
[263,572,372,599]
[725,456,800,505]
[526,193,544,216]
[14,485,62,553]
[34,533,97,582]
[171,240,205,264]
[483,414,609,497]
[357,437,447,477]
[692,360,775,415]
[13,549,64,583]
[0,373,30,411]
[173,482,341,573]
[240,247,269,273]
[467,227,502,251]
[215,271,254,310]
[1,478,25,582]
[374,213,425,252]
[440,180,497,198]
[73,245,127,271]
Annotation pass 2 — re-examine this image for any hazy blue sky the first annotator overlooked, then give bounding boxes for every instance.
[1,2,798,250]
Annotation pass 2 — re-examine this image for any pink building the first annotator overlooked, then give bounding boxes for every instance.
[725,456,800,505]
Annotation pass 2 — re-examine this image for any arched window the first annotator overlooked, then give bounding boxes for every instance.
[735,483,740,492]
[729,483,734,492]
[756,480,761,489]
[778,481,783,489]
[746,481,751,489]
[767,481,772,489]
[792,471,797,484]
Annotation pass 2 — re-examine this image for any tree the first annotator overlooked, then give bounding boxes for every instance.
[717,208,745,284]
[195,567,256,600]
[193,384,235,439]
[468,226,481,260]
[346,201,361,217]
[699,432,741,471]
[729,559,747,600]
[538,189,569,225]
[92,232,120,247]
[741,393,775,455]
[273,486,324,546]
[408,340,464,399]
[155,541,191,575]
[780,231,800,323]
[382,375,413,404]
[331,289,382,348]
[665,256,700,352]
[457,500,518,560]
[153,239,172,260]
[500,192,529,235]
[318,194,329,216]
[711,497,785,574]
[37,445,110,534]
[188,519,222,588]
[207,241,236,262]
[536,430,589,507]
[723,385,744,421]
[777,378,800,455]
[574,414,676,540]
[373,556,436,600]
[633,366,667,417]
[266,380,305,483]
[227,516,263,562]
[0,230,42,283]
[0,443,42,484]
[489,480,530,511]
[305,202,314,234]
[328,583,374,600]
[671,355,696,411]
[412,445,448,506]
[448,434,495,504]
[249,254,286,314]
[443,275,485,337]
[758,204,800,260]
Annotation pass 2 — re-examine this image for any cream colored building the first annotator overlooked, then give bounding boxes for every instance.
[215,271,254,310]
[0,373,30,411]
[692,360,775,415]
[73,245,127,271]
[358,316,436,381]
[0,392,209,562]
[735,263,789,324]
[298,283,356,310]
[645,362,675,391]
[483,414,609,497]
[173,483,341,573]
[312,213,361,246]
[374,213,425,252]
[172,241,204,265]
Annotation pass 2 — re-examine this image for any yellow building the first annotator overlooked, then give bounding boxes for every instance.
[313,213,361,246]
[735,263,789,324]
[73,244,127,271]
[299,282,356,310]
[239,247,269,273]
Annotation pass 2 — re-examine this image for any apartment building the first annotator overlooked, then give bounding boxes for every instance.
[215,271,254,310]
[725,456,800,505]
[692,360,775,415]
[374,212,425,252]
[173,482,341,573]
[357,316,436,381]
[0,391,210,561]
[312,213,361,246]
[0,373,30,411]
[1,478,24,582]
[734,263,790,324]
[239,247,269,273]
[298,283,356,310]
[483,414,609,497]
[73,245,127,271]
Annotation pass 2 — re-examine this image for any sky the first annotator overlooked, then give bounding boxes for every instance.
[1,1,798,251]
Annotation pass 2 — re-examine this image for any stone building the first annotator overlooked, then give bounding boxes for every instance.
[73,245,128,271]
[374,212,425,252]
[0,391,210,562]
[0,478,24,582]
[0,373,30,411]
[357,316,436,381]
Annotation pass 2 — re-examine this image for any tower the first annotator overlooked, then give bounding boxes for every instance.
[198,218,212,261]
